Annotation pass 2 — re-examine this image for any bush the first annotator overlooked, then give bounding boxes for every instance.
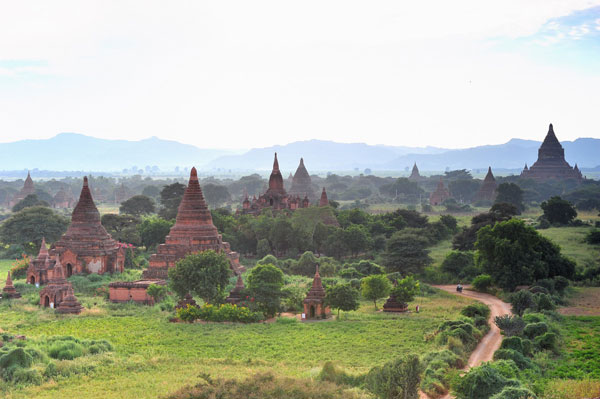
[490,386,537,399]
[461,303,490,319]
[10,254,30,279]
[365,354,423,399]
[175,304,264,323]
[440,251,477,280]
[534,332,557,351]
[522,313,545,324]
[501,336,524,354]
[472,274,493,292]
[318,361,360,386]
[47,340,85,360]
[509,290,535,317]
[489,359,519,379]
[455,363,519,399]
[534,293,556,312]
[495,315,525,337]
[585,230,600,245]
[493,349,533,370]
[523,322,548,339]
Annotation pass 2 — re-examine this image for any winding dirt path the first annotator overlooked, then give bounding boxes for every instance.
[419,285,512,399]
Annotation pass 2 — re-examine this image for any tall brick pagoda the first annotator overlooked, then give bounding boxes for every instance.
[303,265,330,320]
[9,171,36,207]
[142,167,243,280]
[474,167,498,202]
[409,163,423,181]
[319,187,329,207]
[429,178,451,206]
[289,158,315,200]
[50,177,124,277]
[520,124,583,181]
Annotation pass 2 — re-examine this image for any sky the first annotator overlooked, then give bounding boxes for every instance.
[1,1,600,150]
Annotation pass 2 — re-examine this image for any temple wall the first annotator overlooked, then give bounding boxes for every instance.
[109,286,154,305]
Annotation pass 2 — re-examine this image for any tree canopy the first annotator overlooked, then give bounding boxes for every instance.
[159,182,186,220]
[119,195,156,216]
[361,274,391,310]
[246,263,285,318]
[0,206,69,248]
[12,194,50,212]
[541,196,577,225]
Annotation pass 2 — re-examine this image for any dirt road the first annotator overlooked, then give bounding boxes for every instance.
[419,286,512,399]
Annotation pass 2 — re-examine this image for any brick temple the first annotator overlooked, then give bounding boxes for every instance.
[53,187,75,209]
[474,167,498,202]
[2,272,21,299]
[409,163,423,181]
[303,265,330,320]
[49,176,125,277]
[288,158,316,200]
[429,178,451,206]
[109,279,167,305]
[141,167,243,280]
[520,124,583,181]
[319,187,329,207]
[241,153,310,214]
[9,171,36,208]
[39,257,82,313]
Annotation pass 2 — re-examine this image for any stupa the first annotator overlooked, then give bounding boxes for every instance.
[303,265,330,319]
[175,293,198,310]
[520,124,583,181]
[50,177,125,276]
[225,275,245,305]
[429,179,451,205]
[141,167,243,280]
[2,272,21,299]
[474,167,498,202]
[9,172,36,207]
[26,237,54,285]
[409,163,423,181]
[39,257,72,309]
[56,286,83,314]
[288,158,315,200]
[319,187,329,207]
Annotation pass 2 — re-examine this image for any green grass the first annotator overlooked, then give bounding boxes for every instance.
[0,275,475,399]
[538,226,600,271]
[0,259,15,289]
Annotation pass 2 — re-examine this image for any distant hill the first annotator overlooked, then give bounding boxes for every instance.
[0,133,234,171]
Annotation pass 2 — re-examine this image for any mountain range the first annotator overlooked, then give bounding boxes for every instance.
[0,133,598,174]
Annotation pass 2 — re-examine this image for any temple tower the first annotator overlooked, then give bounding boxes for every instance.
[319,187,329,207]
[303,265,330,320]
[429,178,451,206]
[474,167,498,202]
[289,158,315,200]
[409,163,422,181]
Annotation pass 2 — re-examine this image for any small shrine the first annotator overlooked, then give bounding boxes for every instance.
[27,237,53,286]
[474,167,498,202]
[2,272,21,299]
[319,187,329,207]
[39,258,79,310]
[175,293,198,310]
[225,275,245,305]
[303,265,330,320]
[56,286,83,314]
[429,178,451,206]
[383,281,408,313]
[9,171,36,208]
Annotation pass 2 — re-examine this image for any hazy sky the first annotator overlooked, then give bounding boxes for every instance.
[1,1,599,150]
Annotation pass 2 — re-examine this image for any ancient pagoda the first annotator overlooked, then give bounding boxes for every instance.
[50,177,124,277]
[9,171,36,207]
[53,187,75,209]
[474,167,498,202]
[225,275,245,305]
[39,257,75,309]
[429,178,451,206]
[319,187,329,207]
[2,272,21,299]
[141,167,243,280]
[27,237,54,285]
[520,124,583,181]
[241,153,309,214]
[288,158,315,200]
[56,286,83,314]
[303,265,330,320]
[409,163,423,181]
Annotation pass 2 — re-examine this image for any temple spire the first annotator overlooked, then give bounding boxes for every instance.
[273,153,280,172]
[38,237,49,258]
[319,187,329,207]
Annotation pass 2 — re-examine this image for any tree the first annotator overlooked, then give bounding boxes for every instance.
[383,232,432,274]
[142,185,161,198]
[325,283,360,318]
[246,263,285,318]
[342,224,372,257]
[168,251,231,303]
[291,251,318,276]
[119,195,156,216]
[0,206,69,248]
[269,218,294,256]
[361,274,392,310]
[541,196,577,225]
[509,290,534,317]
[455,363,514,399]
[366,354,423,399]
[202,184,230,208]
[101,214,141,245]
[441,251,477,280]
[159,182,186,220]
[137,216,173,248]
[495,183,525,213]
[452,203,518,251]
[391,276,420,304]
[146,283,167,303]
[476,219,575,291]
[12,194,49,212]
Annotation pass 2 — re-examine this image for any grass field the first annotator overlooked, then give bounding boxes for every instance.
[538,226,600,271]
[0,269,475,399]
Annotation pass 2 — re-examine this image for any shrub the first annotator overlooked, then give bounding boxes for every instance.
[510,290,535,317]
[534,332,557,351]
[175,304,264,323]
[421,350,462,396]
[472,274,493,292]
[461,303,490,319]
[490,386,537,399]
[585,230,600,245]
[146,283,168,303]
[495,315,525,337]
[365,354,423,399]
[522,313,545,324]
[523,322,549,339]
[501,336,524,354]
[10,254,30,279]
[454,363,519,399]
[318,361,360,386]
[493,349,533,370]
[440,251,476,279]
[534,293,556,312]
[47,341,84,360]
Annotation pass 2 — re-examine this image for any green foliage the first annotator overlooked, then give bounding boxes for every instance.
[495,183,525,213]
[534,332,557,351]
[365,354,423,399]
[533,293,556,312]
[493,349,534,370]
[441,251,478,280]
[383,231,432,274]
[476,219,575,291]
[584,229,600,245]
[318,361,362,386]
[325,283,360,317]
[10,254,30,279]
[541,196,577,225]
[176,303,264,323]
[472,274,493,292]
[421,350,462,396]
[523,322,549,339]
[12,194,50,212]
[159,182,186,220]
[490,386,537,399]
[361,274,391,310]
[119,195,156,216]
[48,340,84,360]
[494,315,526,337]
[137,216,173,248]
[455,363,520,399]
[146,284,167,303]
[390,275,420,304]
[166,372,362,399]
[246,263,285,318]
[0,206,69,248]
[202,184,230,208]
[101,213,141,245]
[509,290,535,317]
[168,251,231,303]
[461,302,490,319]
[501,336,525,354]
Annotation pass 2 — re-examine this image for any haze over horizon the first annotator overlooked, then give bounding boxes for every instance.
[1,1,600,150]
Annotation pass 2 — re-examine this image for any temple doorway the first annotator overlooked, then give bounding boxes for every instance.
[66,263,73,277]
[310,305,315,318]
[44,296,50,307]
[270,199,273,206]
[30,276,35,285]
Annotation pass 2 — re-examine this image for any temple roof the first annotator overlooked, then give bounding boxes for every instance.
[24,172,34,190]
[71,177,101,224]
[37,237,49,259]
[319,187,329,207]
[540,123,562,149]
[409,163,421,179]
[483,167,495,183]
[267,153,286,195]
[304,265,326,302]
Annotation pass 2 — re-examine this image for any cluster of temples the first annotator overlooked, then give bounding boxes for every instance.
[241,154,318,215]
